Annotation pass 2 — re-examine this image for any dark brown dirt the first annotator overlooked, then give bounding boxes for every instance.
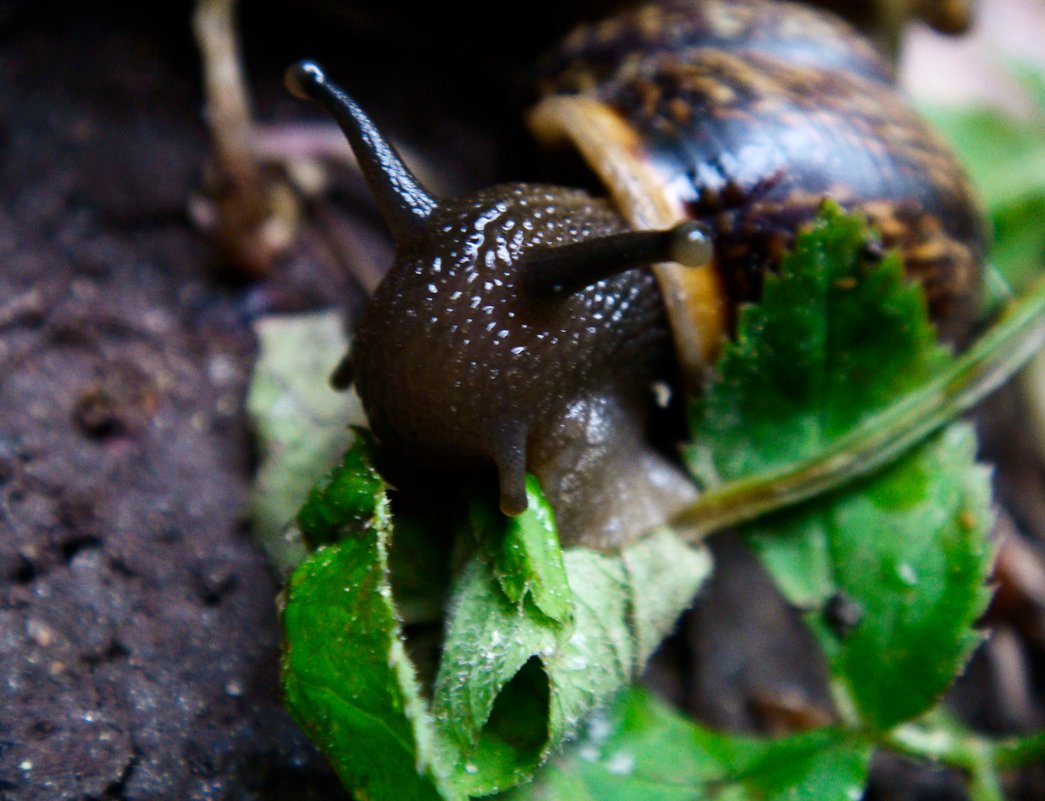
[0,3,352,798]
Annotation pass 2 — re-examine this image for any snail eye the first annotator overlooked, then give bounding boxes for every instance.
[668,221,714,268]
[284,60,437,244]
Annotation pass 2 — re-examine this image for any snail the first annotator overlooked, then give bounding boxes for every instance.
[285,0,986,549]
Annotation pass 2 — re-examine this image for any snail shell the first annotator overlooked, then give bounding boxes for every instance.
[531,0,986,381]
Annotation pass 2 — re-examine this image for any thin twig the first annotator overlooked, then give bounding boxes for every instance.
[193,0,259,201]
[193,0,296,276]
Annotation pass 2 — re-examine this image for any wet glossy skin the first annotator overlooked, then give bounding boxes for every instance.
[353,183,685,537]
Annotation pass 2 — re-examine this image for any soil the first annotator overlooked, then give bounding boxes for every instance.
[1,1,1044,800]
[0,2,352,798]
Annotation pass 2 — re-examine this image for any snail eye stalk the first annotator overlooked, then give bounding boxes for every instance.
[521,221,714,295]
[285,60,437,243]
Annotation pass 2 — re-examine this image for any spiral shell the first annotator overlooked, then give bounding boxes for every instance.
[531,0,986,382]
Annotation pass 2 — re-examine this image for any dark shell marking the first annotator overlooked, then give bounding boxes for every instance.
[540,0,893,95]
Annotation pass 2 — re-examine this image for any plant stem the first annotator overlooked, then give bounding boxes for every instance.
[882,721,1045,801]
[885,724,1003,801]
[194,0,258,203]
[193,0,296,275]
[673,273,1045,539]
[992,731,1045,770]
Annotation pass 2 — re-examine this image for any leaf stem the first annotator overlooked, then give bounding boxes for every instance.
[882,720,1045,801]
[673,273,1045,539]
[884,723,1002,800]
[991,731,1045,770]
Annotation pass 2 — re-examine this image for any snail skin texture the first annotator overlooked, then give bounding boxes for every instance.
[286,0,986,550]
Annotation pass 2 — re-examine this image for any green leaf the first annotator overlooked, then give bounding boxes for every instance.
[502,688,873,801]
[472,475,573,625]
[992,194,1045,291]
[297,432,385,548]
[434,530,712,796]
[885,707,1045,794]
[432,553,561,794]
[687,203,949,485]
[281,448,464,801]
[298,435,454,626]
[388,511,456,626]
[247,311,364,572]
[672,271,1045,538]
[782,424,992,730]
[689,207,995,730]
[283,445,712,799]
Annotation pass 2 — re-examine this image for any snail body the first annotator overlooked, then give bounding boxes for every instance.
[287,0,986,549]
